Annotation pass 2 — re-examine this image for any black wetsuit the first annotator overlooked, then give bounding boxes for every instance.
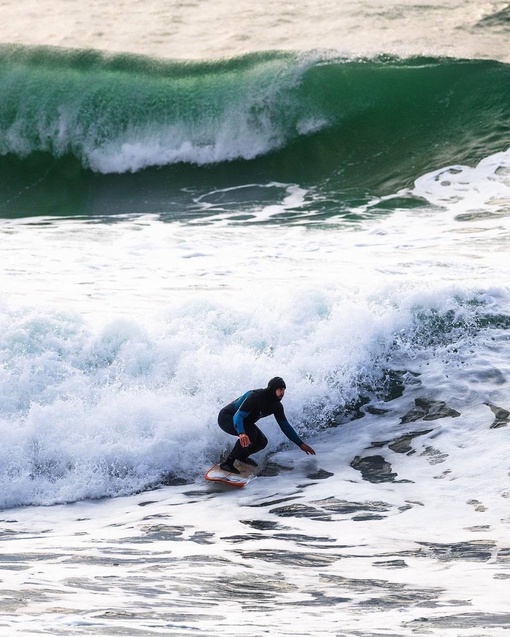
[218,387,303,463]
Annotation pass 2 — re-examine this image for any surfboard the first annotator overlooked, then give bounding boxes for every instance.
[204,460,259,488]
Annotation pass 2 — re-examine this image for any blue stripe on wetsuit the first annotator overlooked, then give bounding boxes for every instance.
[233,409,250,434]
[232,391,251,433]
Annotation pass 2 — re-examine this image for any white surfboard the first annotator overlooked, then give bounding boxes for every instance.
[204,460,259,488]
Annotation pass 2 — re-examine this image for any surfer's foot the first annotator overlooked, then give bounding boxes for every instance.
[240,457,258,467]
[220,461,240,474]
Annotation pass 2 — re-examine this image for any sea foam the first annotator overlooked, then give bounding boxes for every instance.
[0,275,505,509]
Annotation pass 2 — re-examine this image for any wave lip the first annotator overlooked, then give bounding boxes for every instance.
[0,46,324,173]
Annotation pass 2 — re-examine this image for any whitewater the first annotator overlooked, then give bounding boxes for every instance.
[0,1,509,636]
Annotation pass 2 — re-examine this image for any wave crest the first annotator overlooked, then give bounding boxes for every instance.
[0,46,509,197]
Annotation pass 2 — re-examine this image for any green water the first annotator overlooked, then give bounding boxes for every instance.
[1,46,509,217]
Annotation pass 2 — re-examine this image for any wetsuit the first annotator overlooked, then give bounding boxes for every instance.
[218,387,303,463]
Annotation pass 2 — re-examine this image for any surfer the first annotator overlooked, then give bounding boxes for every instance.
[218,377,316,474]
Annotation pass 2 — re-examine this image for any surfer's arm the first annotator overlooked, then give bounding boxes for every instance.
[275,409,316,455]
[274,413,303,446]
[232,411,251,447]
[232,391,260,437]
[233,409,249,434]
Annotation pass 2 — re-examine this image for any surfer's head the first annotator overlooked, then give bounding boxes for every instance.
[267,376,286,399]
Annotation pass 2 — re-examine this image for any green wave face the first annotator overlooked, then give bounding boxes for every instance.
[0,45,509,216]
[0,46,308,171]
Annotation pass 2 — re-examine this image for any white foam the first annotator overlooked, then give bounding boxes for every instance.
[1,147,510,508]
[0,270,508,509]
[86,120,282,173]
[410,147,510,217]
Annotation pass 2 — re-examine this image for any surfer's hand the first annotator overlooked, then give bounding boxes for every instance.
[300,443,316,455]
[239,433,251,447]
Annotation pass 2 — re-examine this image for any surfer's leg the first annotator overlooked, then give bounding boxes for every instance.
[218,415,267,470]
[218,410,242,473]
[218,409,238,435]
[236,423,268,463]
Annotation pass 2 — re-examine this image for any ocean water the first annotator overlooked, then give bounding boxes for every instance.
[1,2,509,636]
